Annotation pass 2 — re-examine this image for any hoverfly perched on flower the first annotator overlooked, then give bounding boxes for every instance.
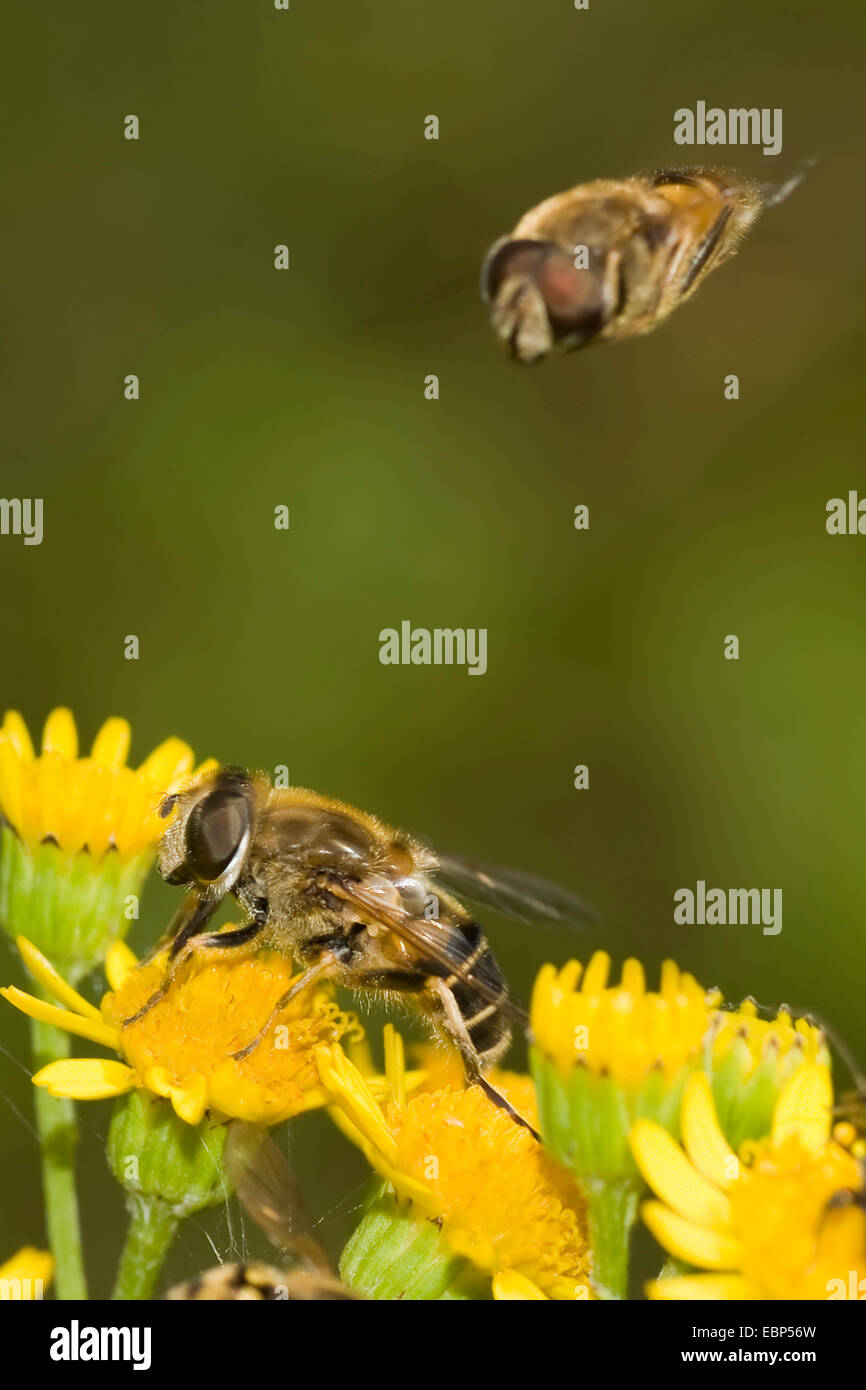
[124,768,598,1132]
[482,165,778,363]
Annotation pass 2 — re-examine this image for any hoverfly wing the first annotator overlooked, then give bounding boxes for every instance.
[433,851,601,930]
[225,1122,333,1276]
[329,879,529,1029]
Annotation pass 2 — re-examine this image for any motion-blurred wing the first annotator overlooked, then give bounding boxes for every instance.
[434,851,601,929]
[225,1122,333,1275]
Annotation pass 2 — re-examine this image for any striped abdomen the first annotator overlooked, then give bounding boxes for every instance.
[437,920,511,1069]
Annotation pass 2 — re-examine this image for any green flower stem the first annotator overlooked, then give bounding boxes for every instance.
[30,1014,88,1300]
[583,1177,639,1300]
[112,1197,178,1300]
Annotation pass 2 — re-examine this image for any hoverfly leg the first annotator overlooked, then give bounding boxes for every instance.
[427,977,539,1139]
[122,983,170,1027]
[476,1074,540,1142]
[230,951,339,1061]
[121,918,265,1028]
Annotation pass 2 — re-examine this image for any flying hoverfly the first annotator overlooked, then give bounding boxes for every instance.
[124,768,598,1132]
[481,163,807,363]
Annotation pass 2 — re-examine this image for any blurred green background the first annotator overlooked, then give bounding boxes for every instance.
[2,0,865,1294]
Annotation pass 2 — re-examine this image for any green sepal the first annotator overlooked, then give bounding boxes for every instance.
[107,1090,230,1217]
[0,825,152,980]
[708,1032,816,1152]
[340,1185,491,1301]
[530,1047,693,1183]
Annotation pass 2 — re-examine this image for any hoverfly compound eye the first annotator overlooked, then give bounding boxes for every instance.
[185,788,251,883]
[480,237,549,302]
[158,793,179,820]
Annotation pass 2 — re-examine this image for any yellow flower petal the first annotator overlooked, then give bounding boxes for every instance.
[32,1058,137,1100]
[383,1023,406,1107]
[41,707,78,758]
[648,1274,759,1300]
[630,1119,731,1231]
[620,958,645,996]
[16,936,103,1022]
[0,986,119,1049]
[2,711,35,761]
[316,1045,398,1162]
[493,1269,548,1300]
[642,1200,741,1270]
[680,1072,737,1190]
[105,939,139,992]
[144,1066,208,1126]
[0,739,25,831]
[137,737,194,785]
[91,718,131,768]
[772,1062,832,1155]
[0,1246,53,1294]
[582,950,610,994]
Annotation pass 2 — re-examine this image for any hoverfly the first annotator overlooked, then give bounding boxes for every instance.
[124,768,598,1132]
[166,1123,356,1300]
[481,164,804,363]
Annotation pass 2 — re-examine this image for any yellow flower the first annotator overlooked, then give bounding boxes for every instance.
[530,953,720,1193]
[710,999,827,1070]
[532,953,719,1087]
[410,1039,539,1130]
[706,998,830,1149]
[0,1247,53,1299]
[320,1028,590,1300]
[2,934,363,1126]
[0,708,211,970]
[0,707,204,858]
[630,1064,866,1299]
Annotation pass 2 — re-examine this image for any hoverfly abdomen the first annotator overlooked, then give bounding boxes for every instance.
[454,980,511,1067]
[432,920,512,1069]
